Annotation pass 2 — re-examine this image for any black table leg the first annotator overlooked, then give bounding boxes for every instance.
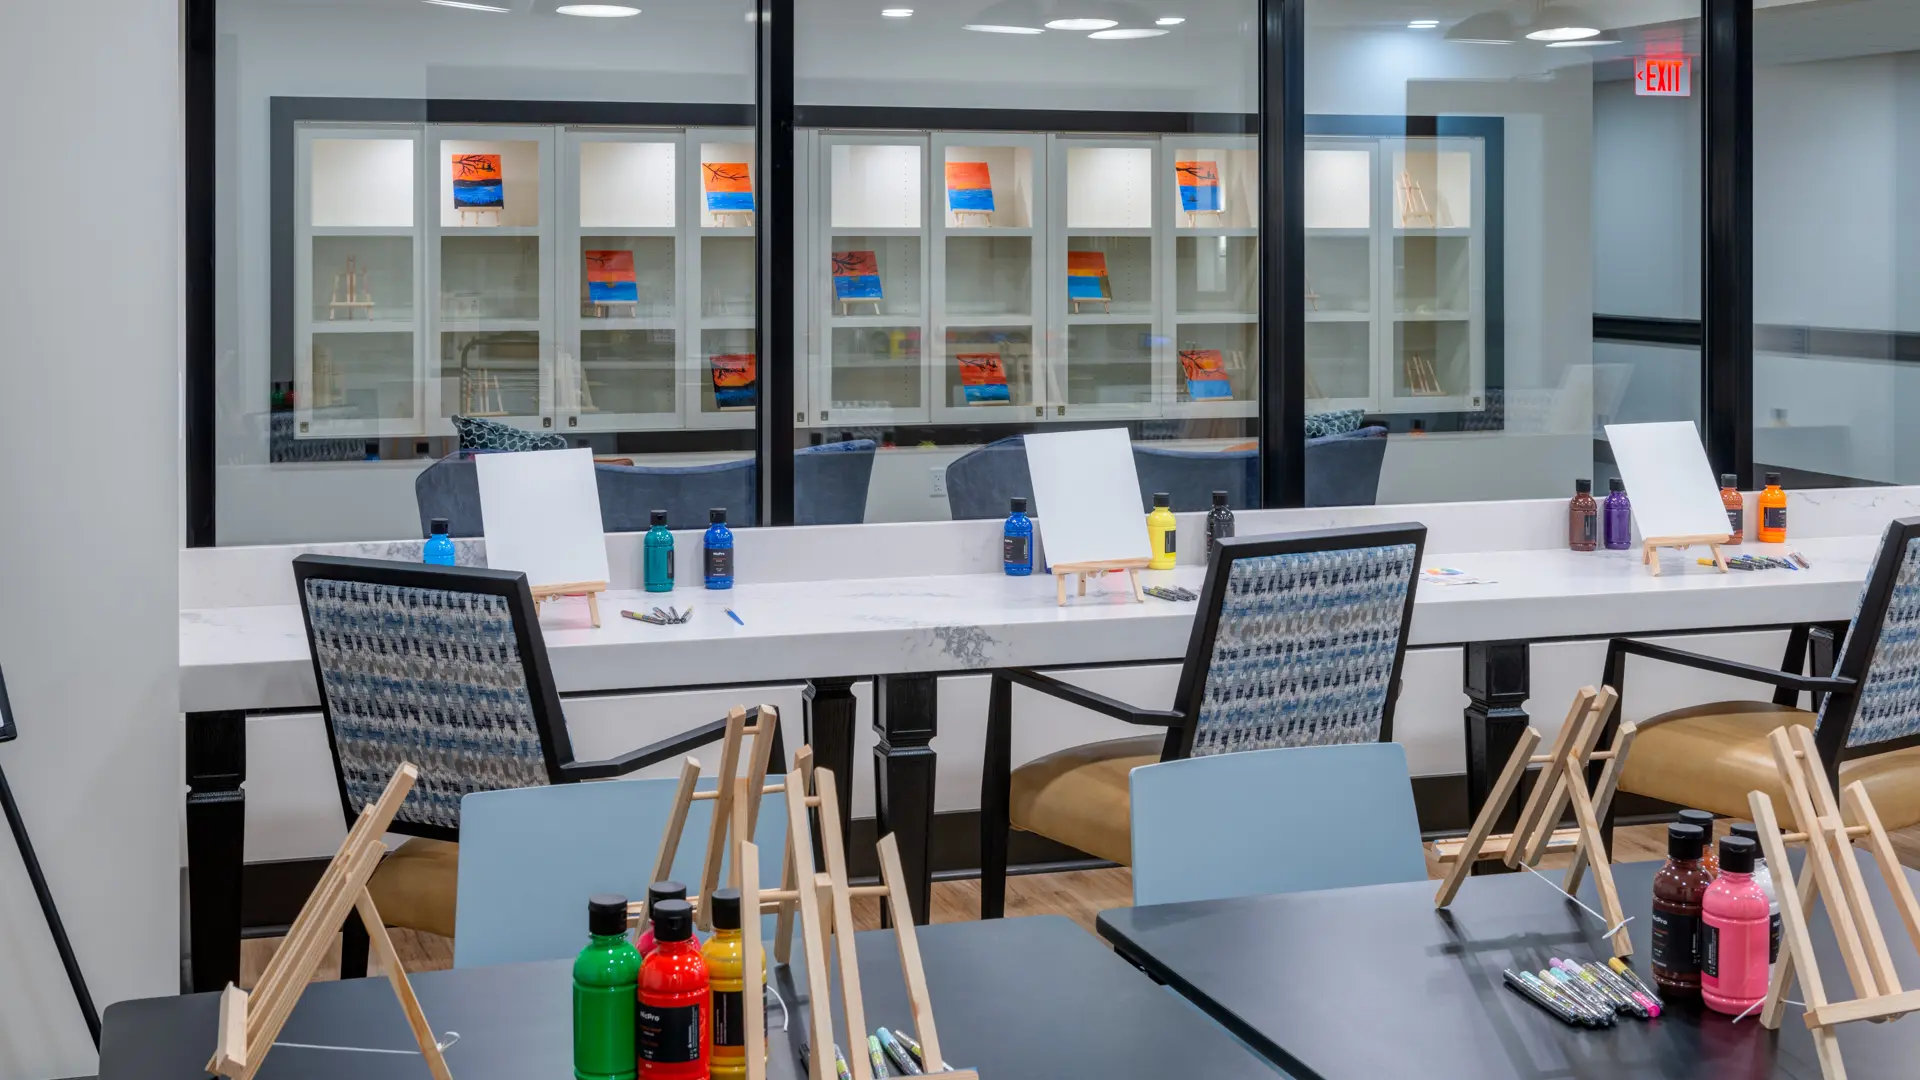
[874,674,937,926]
[185,709,246,993]
[1463,642,1529,877]
[803,678,859,867]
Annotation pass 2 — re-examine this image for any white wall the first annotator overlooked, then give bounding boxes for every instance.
[0,1,182,1076]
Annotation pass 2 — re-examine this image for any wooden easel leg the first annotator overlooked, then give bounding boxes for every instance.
[1128,568,1145,603]
[1711,544,1729,572]
[1846,782,1920,954]
[744,706,780,835]
[1505,689,1595,869]
[782,768,835,1080]
[1775,727,1881,999]
[355,891,454,1080]
[698,707,749,931]
[1436,728,1540,907]
[645,758,703,932]
[1752,789,1829,1032]
[1521,688,1615,867]
[1055,574,1066,607]
[1078,572,1087,597]
[774,746,813,966]
[586,592,601,628]
[1566,721,1637,895]
[1564,759,1631,958]
[740,841,767,1080]
[813,771,871,1080]
[877,834,944,1072]
[731,776,752,890]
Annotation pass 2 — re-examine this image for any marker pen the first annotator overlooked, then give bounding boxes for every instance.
[833,1046,853,1080]
[1609,958,1665,1008]
[891,1029,926,1071]
[868,1035,891,1079]
[1523,971,1603,1027]
[876,1029,921,1076]
[1504,970,1583,1027]
[1552,959,1627,1014]
[1547,968,1617,1024]
[1560,959,1645,1018]
[1582,960,1660,1018]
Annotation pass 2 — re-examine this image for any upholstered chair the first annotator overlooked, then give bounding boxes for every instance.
[978,524,1426,917]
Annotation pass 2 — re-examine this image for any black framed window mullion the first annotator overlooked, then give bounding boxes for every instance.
[1259,0,1306,509]
[755,0,797,527]
[1702,0,1754,484]
[186,0,216,546]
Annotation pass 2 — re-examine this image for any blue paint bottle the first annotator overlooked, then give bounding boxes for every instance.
[423,518,456,567]
[644,510,674,593]
[1003,497,1033,577]
[704,508,734,590]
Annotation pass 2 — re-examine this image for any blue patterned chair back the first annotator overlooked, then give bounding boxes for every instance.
[1170,524,1425,760]
[1817,518,1920,757]
[293,556,571,840]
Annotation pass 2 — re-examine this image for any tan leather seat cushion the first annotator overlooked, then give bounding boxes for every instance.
[365,837,459,939]
[1008,735,1165,865]
[1620,702,1920,831]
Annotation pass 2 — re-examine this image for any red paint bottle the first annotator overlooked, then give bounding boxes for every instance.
[639,899,710,1080]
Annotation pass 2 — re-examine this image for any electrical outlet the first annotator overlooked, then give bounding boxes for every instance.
[929,468,947,499]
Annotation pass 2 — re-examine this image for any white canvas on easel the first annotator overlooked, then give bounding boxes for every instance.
[1023,428,1152,605]
[476,448,612,624]
[1603,421,1735,575]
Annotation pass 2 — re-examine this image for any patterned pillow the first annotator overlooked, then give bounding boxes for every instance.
[1305,409,1366,439]
[453,415,568,453]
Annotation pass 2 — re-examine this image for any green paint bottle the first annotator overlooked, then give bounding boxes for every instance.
[575,894,641,1080]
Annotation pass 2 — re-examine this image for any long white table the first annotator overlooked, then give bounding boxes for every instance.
[179,492,1915,996]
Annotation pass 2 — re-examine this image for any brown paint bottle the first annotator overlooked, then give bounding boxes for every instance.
[1569,479,1598,552]
[1651,822,1713,997]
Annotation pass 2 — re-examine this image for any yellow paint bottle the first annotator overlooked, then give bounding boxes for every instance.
[1147,492,1178,570]
[702,889,761,1080]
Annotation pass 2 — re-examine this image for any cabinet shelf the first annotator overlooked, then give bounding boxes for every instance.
[438,318,542,334]
[1173,311,1256,324]
[1306,310,1371,323]
[581,316,677,332]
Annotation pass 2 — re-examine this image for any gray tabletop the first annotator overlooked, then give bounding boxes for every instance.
[1099,857,1920,1080]
[103,915,1279,1080]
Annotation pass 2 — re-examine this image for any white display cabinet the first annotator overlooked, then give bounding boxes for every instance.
[1050,137,1164,420]
[687,128,759,430]
[813,133,930,427]
[1303,134,1486,415]
[931,132,1047,423]
[1166,135,1258,419]
[558,129,682,433]
[295,126,427,440]
[428,125,558,436]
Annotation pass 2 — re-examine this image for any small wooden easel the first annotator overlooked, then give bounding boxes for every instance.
[531,583,606,628]
[1435,686,1636,958]
[1051,558,1148,607]
[329,257,374,321]
[840,297,883,317]
[951,209,993,227]
[1642,533,1730,577]
[1749,723,1920,1080]
[1399,171,1436,227]
[1184,209,1224,228]
[713,210,754,228]
[207,763,452,1080]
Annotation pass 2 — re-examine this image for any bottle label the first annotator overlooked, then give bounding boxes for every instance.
[713,989,744,1048]
[1003,535,1029,566]
[1764,506,1787,531]
[1700,921,1720,979]
[667,549,675,582]
[1163,530,1176,555]
[638,1001,702,1064]
[1770,911,1782,963]
[706,548,733,580]
[1727,507,1743,536]
[1581,513,1596,545]
[1650,908,1701,974]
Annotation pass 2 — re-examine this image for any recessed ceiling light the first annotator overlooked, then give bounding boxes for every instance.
[964,23,1044,32]
[1155,16,1184,25]
[1408,19,1438,29]
[881,7,913,16]
[1088,27,1168,38]
[1526,24,1597,40]
[422,0,510,10]
[1046,17,1118,29]
[556,4,641,16]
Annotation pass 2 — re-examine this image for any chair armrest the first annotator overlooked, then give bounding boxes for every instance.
[998,668,1181,728]
[558,716,731,782]
[1606,638,1857,695]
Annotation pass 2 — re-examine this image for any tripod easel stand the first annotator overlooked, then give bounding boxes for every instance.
[1434,686,1636,958]
[1750,723,1920,1080]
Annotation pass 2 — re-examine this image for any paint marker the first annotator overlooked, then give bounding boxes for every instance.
[1609,958,1665,1010]
[1547,968,1617,1024]
[1556,959,1643,1018]
[1573,959,1656,1019]
[833,1045,854,1080]
[891,1029,926,1071]
[1504,969,1583,1026]
[867,1035,892,1078]
[727,608,746,626]
[876,1029,921,1075]
[1791,550,1811,569]
[1522,971,1602,1027]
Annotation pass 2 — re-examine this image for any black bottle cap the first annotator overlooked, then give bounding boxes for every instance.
[710,508,727,524]
[589,894,629,937]
[1766,472,1783,486]
[1721,474,1738,489]
[1729,820,1760,845]
[651,509,668,528]
[1720,835,1758,874]
[710,888,742,930]
[430,517,450,536]
[652,899,694,942]
[1678,808,1716,838]
[1609,478,1626,493]
[1575,479,1591,495]
[1212,490,1229,507]
[1668,822,1706,860]
[648,880,686,908]
[1010,496,1028,513]
[1153,492,1171,509]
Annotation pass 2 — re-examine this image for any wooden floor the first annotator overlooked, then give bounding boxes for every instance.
[240,820,1920,987]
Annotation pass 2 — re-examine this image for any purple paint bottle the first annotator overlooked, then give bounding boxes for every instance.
[1604,478,1632,551]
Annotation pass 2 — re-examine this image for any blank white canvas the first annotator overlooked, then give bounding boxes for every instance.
[476,448,612,587]
[1604,421,1734,541]
[1024,428,1151,568]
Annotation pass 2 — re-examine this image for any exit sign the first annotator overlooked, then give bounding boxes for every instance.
[1636,56,1691,97]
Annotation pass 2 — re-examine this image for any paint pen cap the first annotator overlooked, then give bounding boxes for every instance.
[430,517,450,536]
[1720,834,1758,874]
[1668,821,1705,860]
[1010,496,1028,513]
[588,894,628,937]
[650,509,668,528]
[651,899,694,942]
[1153,492,1170,509]
[709,887,741,930]
[1609,477,1626,493]
[709,507,728,524]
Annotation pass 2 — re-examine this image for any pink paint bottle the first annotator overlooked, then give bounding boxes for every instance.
[1701,835,1771,1015]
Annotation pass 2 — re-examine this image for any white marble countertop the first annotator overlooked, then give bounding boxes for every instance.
[179,535,1879,713]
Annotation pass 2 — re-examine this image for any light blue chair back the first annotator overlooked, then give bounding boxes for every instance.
[944,435,1032,521]
[1128,742,1426,907]
[454,776,789,968]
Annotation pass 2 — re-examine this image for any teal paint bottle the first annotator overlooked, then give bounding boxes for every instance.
[644,510,674,593]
